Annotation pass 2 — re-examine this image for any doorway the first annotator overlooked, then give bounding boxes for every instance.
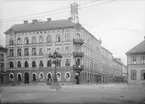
[24,72,29,84]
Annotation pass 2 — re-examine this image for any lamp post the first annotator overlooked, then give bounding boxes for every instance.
[49,50,62,89]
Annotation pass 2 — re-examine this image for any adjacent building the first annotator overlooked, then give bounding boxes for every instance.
[0,45,7,85]
[126,37,145,84]
[4,3,124,84]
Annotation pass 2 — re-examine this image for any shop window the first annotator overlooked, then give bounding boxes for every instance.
[131,70,136,80]
[141,70,145,80]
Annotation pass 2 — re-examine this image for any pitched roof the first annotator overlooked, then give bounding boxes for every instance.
[4,19,75,34]
[126,39,145,55]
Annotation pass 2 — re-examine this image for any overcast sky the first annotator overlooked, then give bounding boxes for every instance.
[0,0,145,65]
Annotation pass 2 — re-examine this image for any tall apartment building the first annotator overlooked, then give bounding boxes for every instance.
[126,37,145,84]
[4,3,124,84]
[0,45,7,85]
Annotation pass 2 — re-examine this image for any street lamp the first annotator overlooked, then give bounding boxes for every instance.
[49,50,62,88]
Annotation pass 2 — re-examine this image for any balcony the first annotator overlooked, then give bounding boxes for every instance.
[73,39,84,45]
[73,52,84,57]
[73,65,84,72]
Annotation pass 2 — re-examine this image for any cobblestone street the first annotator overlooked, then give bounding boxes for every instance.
[0,84,145,104]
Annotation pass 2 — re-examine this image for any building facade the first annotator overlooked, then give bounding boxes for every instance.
[4,3,124,85]
[0,45,7,85]
[126,37,145,84]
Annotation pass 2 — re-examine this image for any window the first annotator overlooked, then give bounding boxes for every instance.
[17,73,22,82]
[9,73,14,81]
[47,48,51,54]
[131,70,136,80]
[9,62,14,68]
[24,61,29,68]
[56,34,61,42]
[65,59,70,66]
[56,47,60,53]
[39,36,43,43]
[39,48,43,55]
[47,73,52,81]
[17,49,21,56]
[17,61,21,68]
[32,48,36,55]
[32,73,37,81]
[141,56,145,64]
[76,33,80,39]
[32,36,37,44]
[57,60,61,66]
[47,60,51,67]
[132,56,136,64]
[24,37,29,44]
[32,61,36,67]
[9,38,14,45]
[24,48,29,56]
[39,72,44,81]
[10,49,14,56]
[47,35,51,43]
[39,61,43,67]
[17,37,21,44]
[0,53,4,61]
[0,63,4,71]
[64,72,71,81]
[65,33,70,41]
[65,46,69,53]
[56,72,61,81]
[141,70,145,80]
[76,58,80,66]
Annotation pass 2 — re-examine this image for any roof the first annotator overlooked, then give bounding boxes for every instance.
[126,39,145,55]
[4,19,75,34]
[101,46,112,55]
[0,45,7,52]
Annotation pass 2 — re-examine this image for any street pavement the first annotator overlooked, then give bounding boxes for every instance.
[0,83,145,104]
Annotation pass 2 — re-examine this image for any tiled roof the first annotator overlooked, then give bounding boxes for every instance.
[5,19,75,34]
[126,39,145,55]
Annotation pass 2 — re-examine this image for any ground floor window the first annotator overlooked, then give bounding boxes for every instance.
[0,76,4,84]
[17,73,22,82]
[64,72,71,81]
[9,73,14,81]
[141,70,145,80]
[131,70,136,80]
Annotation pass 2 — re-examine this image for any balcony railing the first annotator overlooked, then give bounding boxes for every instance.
[73,52,84,57]
[73,39,84,45]
[73,65,84,72]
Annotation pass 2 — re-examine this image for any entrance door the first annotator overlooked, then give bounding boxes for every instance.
[24,72,29,84]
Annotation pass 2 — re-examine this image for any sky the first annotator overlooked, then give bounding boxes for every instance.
[1,0,145,65]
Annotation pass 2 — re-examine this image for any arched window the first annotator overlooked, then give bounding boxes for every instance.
[17,73,22,82]
[64,72,71,81]
[39,36,43,43]
[56,72,61,81]
[32,36,37,44]
[9,38,14,45]
[17,37,21,44]
[17,61,21,68]
[9,62,14,68]
[32,61,36,67]
[24,61,29,68]
[47,35,51,43]
[9,73,14,81]
[47,72,52,81]
[24,37,29,44]
[76,33,80,39]
[39,72,44,81]
[32,73,37,81]
[39,61,43,67]
[56,34,61,42]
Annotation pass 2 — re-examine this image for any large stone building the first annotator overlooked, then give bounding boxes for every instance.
[126,37,145,84]
[0,45,7,85]
[4,3,124,84]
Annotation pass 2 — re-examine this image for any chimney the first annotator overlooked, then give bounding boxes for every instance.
[47,18,51,22]
[32,19,38,23]
[24,20,28,24]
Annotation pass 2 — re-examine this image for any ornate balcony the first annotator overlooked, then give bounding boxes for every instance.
[73,65,84,72]
[73,52,84,57]
[73,39,84,45]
